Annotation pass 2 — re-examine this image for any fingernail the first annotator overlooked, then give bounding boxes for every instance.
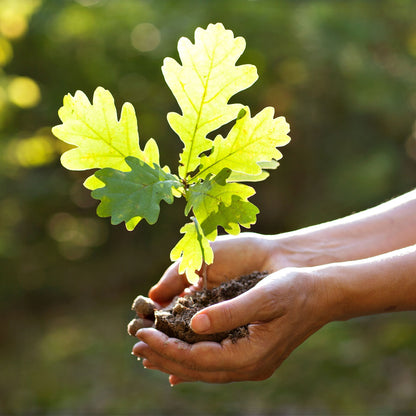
[135,329,143,339]
[191,313,211,333]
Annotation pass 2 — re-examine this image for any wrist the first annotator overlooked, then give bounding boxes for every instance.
[310,263,350,323]
[311,245,416,322]
[302,267,338,326]
[265,232,345,270]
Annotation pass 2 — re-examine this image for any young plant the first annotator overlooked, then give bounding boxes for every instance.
[52,23,290,285]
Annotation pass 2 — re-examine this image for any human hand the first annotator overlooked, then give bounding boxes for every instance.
[148,232,282,306]
[133,267,329,384]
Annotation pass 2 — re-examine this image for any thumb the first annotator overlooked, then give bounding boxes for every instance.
[148,262,191,305]
[190,287,271,334]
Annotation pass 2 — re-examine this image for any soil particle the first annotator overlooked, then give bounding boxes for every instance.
[127,317,154,336]
[128,271,267,344]
[131,295,156,319]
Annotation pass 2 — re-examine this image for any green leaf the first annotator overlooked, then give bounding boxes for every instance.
[196,107,290,181]
[162,23,258,178]
[186,168,259,238]
[170,220,214,284]
[228,160,279,182]
[52,87,160,190]
[91,156,181,229]
[201,195,259,236]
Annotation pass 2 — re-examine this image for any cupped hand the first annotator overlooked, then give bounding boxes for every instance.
[148,232,283,306]
[133,267,329,384]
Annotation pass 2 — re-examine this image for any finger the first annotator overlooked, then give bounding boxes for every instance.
[134,325,282,383]
[148,262,191,304]
[142,358,159,370]
[141,358,189,379]
[142,358,200,384]
[140,334,278,383]
[169,375,187,386]
[191,286,272,334]
[142,358,173,375]
[134,340,225,382]
[137,343,253,383]
[134,328,256,371]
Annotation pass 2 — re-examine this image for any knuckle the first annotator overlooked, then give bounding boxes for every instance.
[252,287,278,320]
[167,339,191,361]
[221,303,237,327]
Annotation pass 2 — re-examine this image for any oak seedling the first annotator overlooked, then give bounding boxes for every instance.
[52,23,290,286]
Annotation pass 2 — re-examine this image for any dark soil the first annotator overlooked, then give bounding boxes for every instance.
[153,271,267,344]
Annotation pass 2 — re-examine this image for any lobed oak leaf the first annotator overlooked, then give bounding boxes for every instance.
[162,23,258,178]
[52,87,161,190]
[186,168,259,238]
[196,106,290,181]
[170,220,214,284]
[91,156,181,229]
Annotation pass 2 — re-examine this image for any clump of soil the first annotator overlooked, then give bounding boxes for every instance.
[127,271,267,344]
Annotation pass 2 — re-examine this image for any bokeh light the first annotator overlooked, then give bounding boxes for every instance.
[47,212,108,260]
[0,37,13,66]
[6,133,55,168]
[0,0,41,39]
[0,9,27,39]
[7,76,41,108]
[131,22,161,52]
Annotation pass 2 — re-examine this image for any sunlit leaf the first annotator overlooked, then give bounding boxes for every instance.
[197,107,290,181]
[228,160,280,182]
[52,87,160,190]
[170,220,213,284]
[201,195,259,236]
[162,23,258,178]
[186,168,258,238]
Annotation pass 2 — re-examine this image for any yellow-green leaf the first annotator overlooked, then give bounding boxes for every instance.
[162,23,258,178]
[170,220,214,284]
[197,107,290,181]
[228,160,280,182]
[186,168,258,238]
[52,87,160,190]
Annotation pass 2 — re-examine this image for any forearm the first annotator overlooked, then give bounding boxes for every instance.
[315,244,416,322]
[268,189,416,267]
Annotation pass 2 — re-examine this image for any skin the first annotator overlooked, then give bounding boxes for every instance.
[132,189,416,385]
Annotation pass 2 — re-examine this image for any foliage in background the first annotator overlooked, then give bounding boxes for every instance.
[1,0,416,414]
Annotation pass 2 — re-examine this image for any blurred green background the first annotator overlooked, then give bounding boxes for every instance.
[1,0,416,414]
